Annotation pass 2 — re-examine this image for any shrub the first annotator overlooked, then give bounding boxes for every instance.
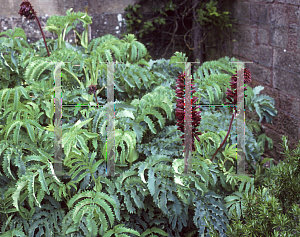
[225,136,300,237]
[0,7,280,237]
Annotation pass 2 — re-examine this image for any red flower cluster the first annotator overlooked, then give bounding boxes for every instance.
[175,72,202,152]
[224,68,252,113]
[18,0,37,20]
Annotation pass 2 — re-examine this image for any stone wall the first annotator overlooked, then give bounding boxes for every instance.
[0,0,139,44]
[1,0,139,17]
[206,0,300,163]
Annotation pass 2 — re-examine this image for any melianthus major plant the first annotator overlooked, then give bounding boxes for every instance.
[174,67,253,165]
[0,6,280,237]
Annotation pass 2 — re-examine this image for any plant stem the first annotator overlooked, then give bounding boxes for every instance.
[211,112,235,162]
[88,115,92,151]
[93,92,99,109]
[33,12,51,57]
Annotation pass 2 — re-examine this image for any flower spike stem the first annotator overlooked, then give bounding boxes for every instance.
[18,0,50,57]
[33,12,51,57]
[211,112,235,162]
[93,91,99,109]
[211,68,252,163]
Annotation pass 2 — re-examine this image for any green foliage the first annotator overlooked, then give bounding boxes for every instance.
[193,190,230,236]
[123,4,144,37]
[245,85,277,123]
[122,0,237,60]
[0,28,32,89]
[267,136,300,219]
[0,10,282,237]
[225,136,300,236]
[196,0,236,30]
[45,8,92,50]
[169,53,277,177]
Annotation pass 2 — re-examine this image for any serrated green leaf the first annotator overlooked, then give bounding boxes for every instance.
[91,159,104,174]
[38,168,50,195]
[245,181,251,195]
[239,181,245,193]
[206,86,214,104]
[236,202,241,219]
[25,121,35,142]
[74,118,92,130]
[13,123,21,145]
[224,195,239,202]
[0,52,14,71]
[77,135,89,154]
[144,115,156,134]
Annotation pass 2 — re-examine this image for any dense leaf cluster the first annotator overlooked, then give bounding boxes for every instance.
[224,136,300,236]
[0,8,296,237]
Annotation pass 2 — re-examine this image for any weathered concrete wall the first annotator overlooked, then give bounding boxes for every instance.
[0,13,127,45]
[0,0,139,17]
[206,0,300,163]
[0,0,139,44]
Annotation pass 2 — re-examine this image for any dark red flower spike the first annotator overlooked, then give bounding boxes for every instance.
[18,0,37,20]
[224,68,252,114]
[175,72,202,153]
[18,0,51,57]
